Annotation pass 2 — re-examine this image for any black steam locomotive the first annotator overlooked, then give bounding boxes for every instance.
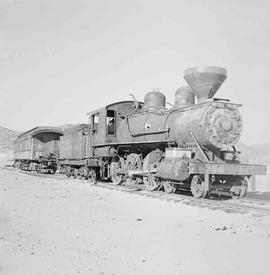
[14,67,266,198]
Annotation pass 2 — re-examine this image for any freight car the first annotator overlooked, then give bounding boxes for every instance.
[13,126,63,173]
[60,66,266,198]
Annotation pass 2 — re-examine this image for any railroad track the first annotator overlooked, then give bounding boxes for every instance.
[3,167,270,216]
[93,181,270,216]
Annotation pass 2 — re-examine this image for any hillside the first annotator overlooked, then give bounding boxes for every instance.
[236,142,270,165]
[0,125,18,153]
[250,143,270,163]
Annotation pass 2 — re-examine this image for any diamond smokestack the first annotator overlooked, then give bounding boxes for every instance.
[184,66,227,103]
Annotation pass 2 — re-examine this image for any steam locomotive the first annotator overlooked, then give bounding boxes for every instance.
[14,67,266,198]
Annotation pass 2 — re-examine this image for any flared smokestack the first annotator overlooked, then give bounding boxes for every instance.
[184,66,227,103]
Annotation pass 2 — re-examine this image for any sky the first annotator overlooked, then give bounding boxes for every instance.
[0,0,269,145]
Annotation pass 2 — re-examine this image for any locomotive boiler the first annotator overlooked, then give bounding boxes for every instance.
[60,66,266,198]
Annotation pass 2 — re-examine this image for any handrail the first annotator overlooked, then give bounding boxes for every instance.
[130,128,169,137]
[189,130,209,163]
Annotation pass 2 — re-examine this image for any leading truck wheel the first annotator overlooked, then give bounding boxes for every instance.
[190,175,209,198]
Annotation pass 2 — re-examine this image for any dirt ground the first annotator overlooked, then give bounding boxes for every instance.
[1,168,270,275]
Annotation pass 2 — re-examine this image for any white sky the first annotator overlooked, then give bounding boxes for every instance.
[0,0,269,145]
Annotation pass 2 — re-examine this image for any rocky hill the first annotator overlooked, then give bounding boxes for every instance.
[249,143,270,164]
[0,125,18,153]
[236,142,270,165]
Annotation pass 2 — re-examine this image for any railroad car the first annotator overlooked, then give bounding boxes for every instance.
[58,124,95,179]
[60,66,266,198]
[13,126,63,173]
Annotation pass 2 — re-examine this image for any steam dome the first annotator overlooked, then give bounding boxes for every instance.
[143,89,166,110]
[174,86,195,108]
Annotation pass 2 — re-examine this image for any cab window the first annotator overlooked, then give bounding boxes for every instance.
[91,113,99,131]
[107,110,115,135]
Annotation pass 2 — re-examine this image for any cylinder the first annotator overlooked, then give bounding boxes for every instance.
[174,86,195,108]
[156,159,190,181]
[143,90,166,110]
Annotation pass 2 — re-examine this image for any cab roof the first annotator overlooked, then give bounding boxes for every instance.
[86,100,143,116]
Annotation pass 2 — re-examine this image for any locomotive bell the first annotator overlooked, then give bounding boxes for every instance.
[143,89,166,110]
[184,66,227,103]
[174,86,195,108]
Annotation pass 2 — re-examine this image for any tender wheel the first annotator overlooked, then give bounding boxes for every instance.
[163,181,177,194]
[190,175,208,198]
[73,168,79,178]
[65,166,72,178]
[81,167,89,180]
[36,165,41,173]
[89,168,98,184]
[110,159,124,185]
[231,177,248,199]
[51,166,57,174]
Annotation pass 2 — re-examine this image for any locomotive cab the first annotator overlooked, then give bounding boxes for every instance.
[87,101,142,148]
